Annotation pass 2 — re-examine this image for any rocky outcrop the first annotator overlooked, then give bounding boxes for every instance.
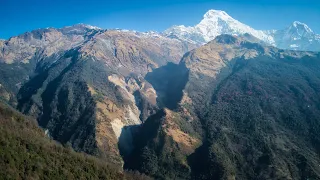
[0,25,196,167]
[95,73,158,163]
[3,21,320,179]
[124,108,201,179]
[126,34,320,179]
[80,30,196,76]
[0,25,92,64]
[0,26,196,106]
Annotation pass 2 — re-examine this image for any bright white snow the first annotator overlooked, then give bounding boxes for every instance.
[164,10,275,45]
[163,9,320,51]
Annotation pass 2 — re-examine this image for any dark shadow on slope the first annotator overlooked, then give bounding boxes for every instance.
[39,53,78,128]
[121,110,166,171]
[145,62,189,110]
[17,70,49,114]
[17,50,77,114]
[187,141,224,180]
[38,54,98,155]
[118,124,140,158]
[0,58,38,105]
[18,49,98,155]
[185,57,250,180]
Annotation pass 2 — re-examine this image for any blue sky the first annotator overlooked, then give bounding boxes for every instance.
[1,0,320,39]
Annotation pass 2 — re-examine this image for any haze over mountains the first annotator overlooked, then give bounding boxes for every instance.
[1,9,320,180]
[164,10,320,51]
[1,9,320,52]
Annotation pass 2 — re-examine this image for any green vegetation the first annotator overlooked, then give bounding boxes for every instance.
[124,110,190,180]
[192,56,320,179]
[128,53,320,180]
[16,50,123,162]
[0,102,151,180]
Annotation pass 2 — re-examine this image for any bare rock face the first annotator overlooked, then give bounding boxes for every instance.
[80,30,196,76]
[0,27,89,64]
[95,74,158,163]
[2,23,320,179]
[0,25,196,167]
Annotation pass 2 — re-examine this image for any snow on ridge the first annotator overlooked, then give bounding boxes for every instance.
[61,23,102,31]
[164,9,275,45]
[84,25,102,30]
[292,21,313,33]
[196,10,275,44]
[114,29,168,39]
[163,9,320,51]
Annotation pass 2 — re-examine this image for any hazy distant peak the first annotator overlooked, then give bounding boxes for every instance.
[164,9,275,45]
[203,10,231,19]
[290,21,313,33]
[164,9,320,51]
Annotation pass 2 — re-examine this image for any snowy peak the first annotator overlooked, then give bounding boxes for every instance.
[164,9,275,45]
[203,10,232,20]
[269,21,320,51]
[164,9,320,51]
[287,21,314,37]
[292,21,313,33]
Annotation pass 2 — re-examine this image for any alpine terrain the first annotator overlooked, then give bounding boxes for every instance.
[164,10,320,51]
[0,9,320,180]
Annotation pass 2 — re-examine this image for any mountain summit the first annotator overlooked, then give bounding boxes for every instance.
[291,21,313,34]
[266,21,320,51]
[164,9,320,51]
[164,10,274,45]
[1,8,320,180]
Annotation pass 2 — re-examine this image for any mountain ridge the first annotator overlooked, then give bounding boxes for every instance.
[1,9,320,180]
[0,23,196,167]
[125,34,320,179]
[2,10,319,52]
[164,9,320,51]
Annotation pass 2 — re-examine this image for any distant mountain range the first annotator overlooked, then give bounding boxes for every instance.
[1,9,320,180]
[1,10,319,52]
[164,10,320,51]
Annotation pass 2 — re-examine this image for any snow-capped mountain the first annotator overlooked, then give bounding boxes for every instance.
[266,21,320,51]
[164,10,275,45]
[164,10,320,51]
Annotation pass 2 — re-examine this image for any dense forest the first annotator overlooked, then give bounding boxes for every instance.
[125,46,320,179]
[0,101,151,180]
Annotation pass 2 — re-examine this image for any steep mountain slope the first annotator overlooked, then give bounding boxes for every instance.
[0,25,196,167]
[0,24,97,64]
[1,17,320,179]
[0,25,196,105]
[0,24,99,106]
[126,34,320,179]
[164,10,320,51]
[191,54,320,180]
[0,101,153,180]
[182,37,320,179]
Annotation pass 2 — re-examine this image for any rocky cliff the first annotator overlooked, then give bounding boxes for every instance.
[2,23,320,180]
[126,34,320,179]
[0,25,196,166]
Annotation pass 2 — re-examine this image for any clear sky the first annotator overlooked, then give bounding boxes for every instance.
[1,0,320,39]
